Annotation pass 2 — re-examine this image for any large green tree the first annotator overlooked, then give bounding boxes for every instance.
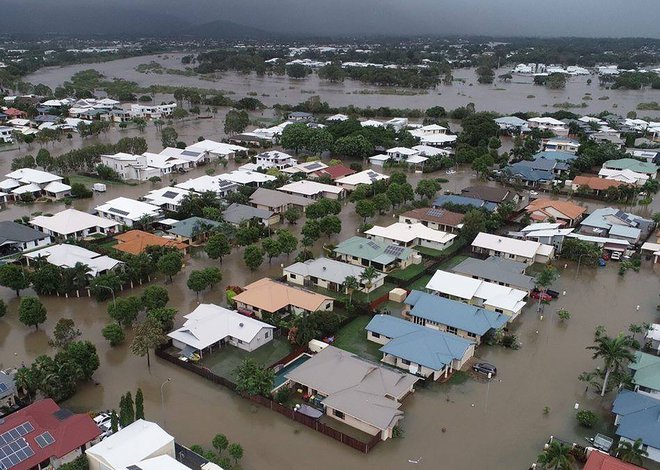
[131,317,167,370]
[157,252,184,283]
[0,264,30,297]
[205,233,231,263]
[233,358,275,397]
[19,297,47,330]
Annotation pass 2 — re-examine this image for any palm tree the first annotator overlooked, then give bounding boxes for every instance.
[616,438,648,465]
[587,332,636,396]
[537,440,575,470]
[71,262,91,289]
[359,266,379,303]
[343,276,359,305]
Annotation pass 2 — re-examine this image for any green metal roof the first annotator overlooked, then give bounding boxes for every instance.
[630,351,660,392]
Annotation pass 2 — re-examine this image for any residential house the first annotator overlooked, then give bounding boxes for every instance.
[326,114,348,122]
[384,117,408,131]
[583,451,644,470]
[113,230,187,255]
[283,258,386,293]
[627,148,660,164]
[524,198,586,226]
[288,111,314,122]
[129,103,177,119]
[30,209,120,241]
[494,116,530,134]
[503,159,567,186]
[460,185,519,206]
[590,132,625,148]
[313,164,355,181]
[99,153,161,181]
[185,139,248,162]
[403,290,508,344]
[630,352,660,398]
[159,147,208,167]
[471,232,555,265]
[1,168,71,200]
[410,124,448,137]
[542,137,580,153]
[0,126,12,143]
[248,187,314,214]
[527,117,569,136]
[277,180,345,200]
[0,370,18,408]
[533,150,578,163]
[360,119,385,128]
[571,175,625,195]
[602,158,658,178]
[0,398,100,470]
[0,221,51,255]
[220,170,276,187]
[426,270,527,319]
[222,203,279,227]
[364,222,456,251]
[175,175,239,198]
[433,194,497,212]
[168,304,275,357]
[368,147,427,168]
[398,207,464,233]
[451,256,535,292]
[579,208,654,245]
[250,150,297,170]
[365,314,475,380]
[143,186,192,211]
[412,145,452,158]
[233,278,334,318]
[646,324,660,354]
[516,223,574,253]
[24,244,123,277]
[95,197,162,228]
[141,152,191,176]
[283,345,418,440]
[612,390,660,463]
[3,108,27,119]
[166,217,226,244]
[598,168,649,186]
[86,420,175,470]
[333,236,417,273]
[282,161,329,176]
[335,170,389,192]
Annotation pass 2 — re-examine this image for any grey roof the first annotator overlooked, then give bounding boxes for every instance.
[433,195,497,212]
[404,290,509,336]
[503,162,554,183]
[167,217,225,238]
[284,258,385,286]
[451,256,535,291]
[612,390,660,449]
[285,345,418,430]
[222,203,274,225]
[249,187,314,209]
[0,372,16,400]
[366,314,473,370]
[580,208,653,237]
[460,185,512,203]
[0,221,50,245]
[333,236,413,266]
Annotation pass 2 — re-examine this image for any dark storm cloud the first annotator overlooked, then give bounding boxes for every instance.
[0,0,658,37]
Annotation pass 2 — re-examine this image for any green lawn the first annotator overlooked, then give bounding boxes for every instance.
[388,263,426,282]
[438,255,469,270]
[67,175,136,188]
[352,282,397,304]
[199,337,292,380]
[414,245,447,258]
[410,274,432,291]
[332,315,382,362]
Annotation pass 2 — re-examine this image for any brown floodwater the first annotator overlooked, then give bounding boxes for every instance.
[26,53,660,116]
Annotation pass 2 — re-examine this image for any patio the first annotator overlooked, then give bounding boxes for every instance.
[198,337,293,381]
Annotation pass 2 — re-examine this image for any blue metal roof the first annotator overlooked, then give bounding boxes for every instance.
[433,195,497,212]
[612,390,660,449]
[533,151,577,162]
[365,315,472,371]
[405,290,508,336]
[504,163,554,182]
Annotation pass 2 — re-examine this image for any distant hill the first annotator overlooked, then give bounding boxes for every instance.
[179,19,275,40]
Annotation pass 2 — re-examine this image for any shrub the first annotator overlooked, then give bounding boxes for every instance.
[576,410,598,428]
[102,323,125,346]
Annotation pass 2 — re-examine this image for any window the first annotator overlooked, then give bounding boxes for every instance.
[495,309,504,314]
[401,359,411,365]
[325,303,331,309]
[372,332,380,338]
[333,409,345,419]
[265,331,270,339]
[467,332,477,338]
[447,326,457,335]
[289,274,296,279]
[237,339,243,344]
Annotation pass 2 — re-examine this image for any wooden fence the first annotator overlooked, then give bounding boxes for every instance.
[156,343,381,453]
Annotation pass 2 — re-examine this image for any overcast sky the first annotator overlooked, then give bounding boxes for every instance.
[1,0,659,37]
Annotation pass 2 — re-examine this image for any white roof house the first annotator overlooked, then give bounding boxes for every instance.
[472,232,555,264]
[278,180,344,200]
[175,175,239,197]
[85,420,174,470]
[360,119,384,128]
[160,147,208,166]
[30,209,120,239]
[186,139,247,159]
[365,222,456,250]
[143,186,193,211]
[410,124,447,138]
[24,244,123,276]
[426,270,527,318]
[598,168,649,186]
[335,170,389,191]
[413,145,452,157]
[168,304,275,353]
[281,161,329,175]
[220,170,276,187]
[1,168,70,199]
[95,197,162,227]
[252,150,297,170]
[127,455,190,470]
[527,117,569,135]
[326,114,349,122]
[284,257,387,293]
[4,168,62,185]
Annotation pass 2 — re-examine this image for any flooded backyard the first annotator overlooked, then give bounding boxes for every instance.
[26,53,660,116]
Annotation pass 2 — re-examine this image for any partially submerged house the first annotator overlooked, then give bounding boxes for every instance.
[433,194,497,212]
[1,168,71,200]
[175,175,239,198]
[333,236,418,273]
[471,232,555,265]
[143,186,193,211]
[602,158,658,179]
[451,256,535,292]
[24,244,123,277]
[222,203,279,227]
[403,290,509,344]
[364,222,456,251]
[30,209,120,241]
[248,187,314,214]
[398,207,464,233]
[571,175,625,195]
[460,186,519,206]
[524,198,586,227]
[277,180,345,200]
[283,345,418,440]
[629,351,660,398]
[233,278,333,318]
[166,217,226,244]
[283,258,386,293]
[335,170,389,192]
[598,168,649,186]
[0,221,51,255]
[365,314,475,380]
[578,208,654,245]
[612,390,660,463]
[168,304,275,357]
[95,197,162,228]
[113,230,187,255]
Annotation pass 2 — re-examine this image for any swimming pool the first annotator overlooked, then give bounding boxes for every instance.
[272,353,312,390]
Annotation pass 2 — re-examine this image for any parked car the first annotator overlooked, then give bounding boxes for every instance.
[473,362,497,376]
[533,287,559,298]
[531,291,553,302]
[446,169,457,175]
[93,412,112,429]
[610,251,621,261]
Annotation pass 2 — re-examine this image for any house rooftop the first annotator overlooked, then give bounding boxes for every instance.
[316,164,355,180]
[24,244,122,276]
[612,390,660,449]
[222,203,274,225]
[583,451,644,470]
[335,170,389,186]
[0,221,50,245]
[284,258,386,286]
[114,230,187,255]
[573,175,624,191]
[334,236,414,266]
[630,351,660,393]
[460,185,512,203]
[433,195,497,212]
[30,209,118,237]
[472,232,552,259]
[452,256,535,290]
[166,217,225,239]
[399,207,464,228]
[5,168,62,185]
[278,180,343,196]
[525,198,587,221]
[603,158,658,175]
[234,278,332,314]
[365,222,456,245]
[95,197,161,222]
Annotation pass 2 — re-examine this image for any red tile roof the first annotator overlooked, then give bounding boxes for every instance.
[0,399,100,470]
[399,207,465,227]
[316,164,355,180]
[583,451,644,470]
[3,108,27,118]
[114,230,187,255]
[573,175,624,191]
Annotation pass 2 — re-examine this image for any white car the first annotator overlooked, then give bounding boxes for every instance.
[93,412,112,429]
[446,169,457,175]
[610,251,621,261]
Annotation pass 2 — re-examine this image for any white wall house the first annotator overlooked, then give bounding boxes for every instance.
[365,222,456,251]
[277,180,345,200]
[527,117,569,136]
[95,197,162,227]
[129,103,177,119]
[471,232,555,265]
[1,168,71,200]
[143,186,193,211]
[0,126,13,143]
[30,208,120,240]
[283,258,387,293]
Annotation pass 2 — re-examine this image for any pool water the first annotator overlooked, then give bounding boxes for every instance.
[273,353,312,389]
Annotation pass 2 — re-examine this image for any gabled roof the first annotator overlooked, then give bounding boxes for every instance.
[334,236,414,265]
[583,451,644,470]
[433,195,497,212]
[114,230,186,255]
[603,158,658,175]
[366,315,473,370]
[168,304,274,350]
[221,170,276,186]
[335,170,389,186]
[630,351,660,392]
[284,258,386,286]
[365,222,456,245]
[5,168,62,185]
[167,217,225,238]
[316,164,355,180]
[0,398,100,470]
[452,256,535,290]
[24,244,122,276]
[95,197,161,222]
[86,420,173,470]
[472,232,552,259]
[460,185,512,203]
[278,180,343,197]
[222,203,274,225]
[248,187,314,208]
[30,209,119,237]
[234,278,332,314]
[525,198,586,221]
[143,186,192,207]
[399,207,464,227]
[573,175,624,191]
[612,390,660,449]
[0,221,50,245]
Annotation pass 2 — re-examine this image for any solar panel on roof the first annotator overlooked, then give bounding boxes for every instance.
[426,208,445,218]
[306,162,323,170]
[366,240,380,250]
[0,384,8,394]
[108,207,130,216]
[181,150,199,156]
[34,432,54,449]
[384,245,405,257]
[0,437,32,469]
[53,409,72,421]
[161,191,178,199]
